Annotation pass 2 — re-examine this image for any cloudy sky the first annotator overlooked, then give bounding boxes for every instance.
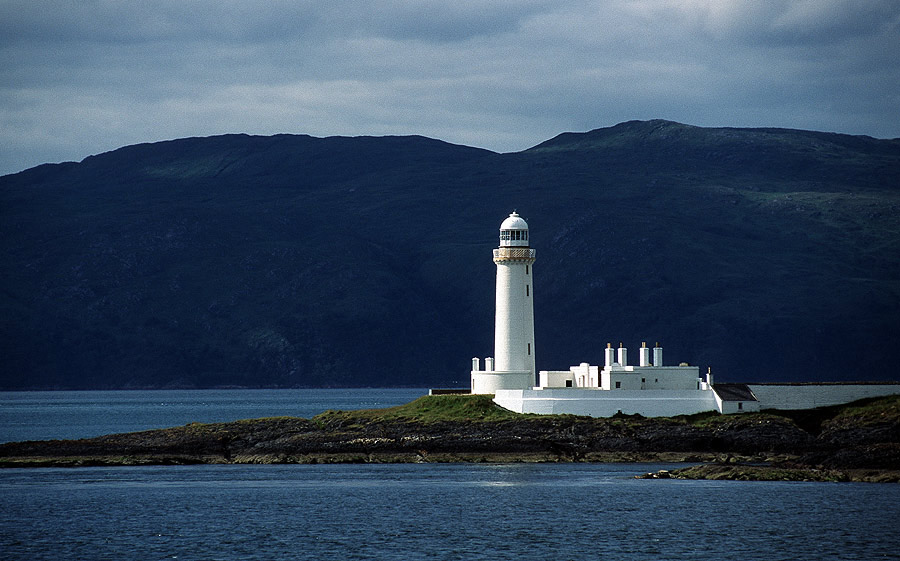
[1,0,899,176]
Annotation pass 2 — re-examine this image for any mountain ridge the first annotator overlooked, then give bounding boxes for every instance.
[1,120,898,389]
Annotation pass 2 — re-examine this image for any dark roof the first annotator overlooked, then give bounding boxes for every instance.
[713,383,758,402]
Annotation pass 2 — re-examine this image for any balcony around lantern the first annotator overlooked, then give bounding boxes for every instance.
[493,247,536,262]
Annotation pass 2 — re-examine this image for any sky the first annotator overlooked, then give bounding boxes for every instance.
[1,0,899,176]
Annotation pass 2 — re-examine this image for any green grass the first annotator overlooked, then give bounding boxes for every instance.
[309,394,900,430]
[313,395,526,425]
[827,395,900,427]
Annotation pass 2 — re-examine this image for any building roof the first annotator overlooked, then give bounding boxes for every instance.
[500,212,528,230]
[713,383,758,402]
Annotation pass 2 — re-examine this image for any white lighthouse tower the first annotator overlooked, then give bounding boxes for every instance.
[471,212,537,394]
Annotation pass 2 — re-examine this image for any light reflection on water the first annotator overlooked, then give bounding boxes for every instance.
[1,463,898,561]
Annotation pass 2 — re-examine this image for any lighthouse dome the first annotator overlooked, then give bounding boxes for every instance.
[499,211,529,247]
[500,212,528,230]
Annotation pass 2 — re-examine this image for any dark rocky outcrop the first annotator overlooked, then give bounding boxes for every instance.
[2,395,898,482]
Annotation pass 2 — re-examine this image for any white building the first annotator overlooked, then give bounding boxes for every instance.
[466,212,900,417]
[470,212,536,394]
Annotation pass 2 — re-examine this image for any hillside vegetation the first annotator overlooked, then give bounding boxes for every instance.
[1,120,899,389]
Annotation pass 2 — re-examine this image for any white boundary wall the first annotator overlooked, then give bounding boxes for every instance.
[749,384,900,410]
[494,388,718,417]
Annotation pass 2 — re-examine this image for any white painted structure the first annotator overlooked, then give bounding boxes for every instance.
[467,212,900,417]
[747,384,900,411]
[471,212,536,394]
[498,345,718,417]
[494,389,719,417]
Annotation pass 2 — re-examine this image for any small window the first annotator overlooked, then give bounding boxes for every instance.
[527,343,531,355]
[615,381,621,389]
[738,402,743,410]
[565,380,572,387]
[525,265,529,275]
[641,378,646,383]
[526,285,529,296]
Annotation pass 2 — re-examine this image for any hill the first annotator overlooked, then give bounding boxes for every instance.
[1,120,899,389]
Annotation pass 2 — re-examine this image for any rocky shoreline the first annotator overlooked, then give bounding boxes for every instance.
[2,395,898,482]
[639,464,900,483]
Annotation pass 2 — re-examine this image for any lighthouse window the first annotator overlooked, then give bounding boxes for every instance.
[525,265,529,275]
[526,285,529,296]
[523,231,528,240]
[514,231,520,240]
[528,343,531,355]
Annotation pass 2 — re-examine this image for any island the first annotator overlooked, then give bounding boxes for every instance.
[2,395,898,482]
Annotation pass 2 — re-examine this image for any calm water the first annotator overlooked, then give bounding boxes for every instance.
[0,388,427,443]
[1,390,899,560]
[1,463,898,560]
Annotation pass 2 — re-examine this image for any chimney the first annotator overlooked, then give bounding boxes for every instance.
[604,343,615,367]
[639,341,650,367]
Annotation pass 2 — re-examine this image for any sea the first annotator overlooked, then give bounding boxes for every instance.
[1,389,899,560]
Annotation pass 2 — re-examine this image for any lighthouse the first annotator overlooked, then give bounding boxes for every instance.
[471,212,537,394]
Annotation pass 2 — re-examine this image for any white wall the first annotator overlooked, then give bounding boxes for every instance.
[713,392,761,414]
[749,384,900,410]
[491,384,900,417]
[633,366,701,390]
[569,363,600,388]
[471,370,535,395]
[600,365,700,391]
[540,370,574,387]
[494,388,719,417]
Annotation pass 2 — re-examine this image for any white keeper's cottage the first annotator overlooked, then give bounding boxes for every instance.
[465,212,900,417]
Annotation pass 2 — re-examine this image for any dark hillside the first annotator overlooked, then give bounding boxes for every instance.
[1,121,899,388]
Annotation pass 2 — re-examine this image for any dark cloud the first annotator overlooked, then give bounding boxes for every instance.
[1,1,898,175]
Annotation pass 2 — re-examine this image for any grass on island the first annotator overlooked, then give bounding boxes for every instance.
[312,393,900,423]
[313,394,528,426]
[312,393,900,430]
[759,394,900,434]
